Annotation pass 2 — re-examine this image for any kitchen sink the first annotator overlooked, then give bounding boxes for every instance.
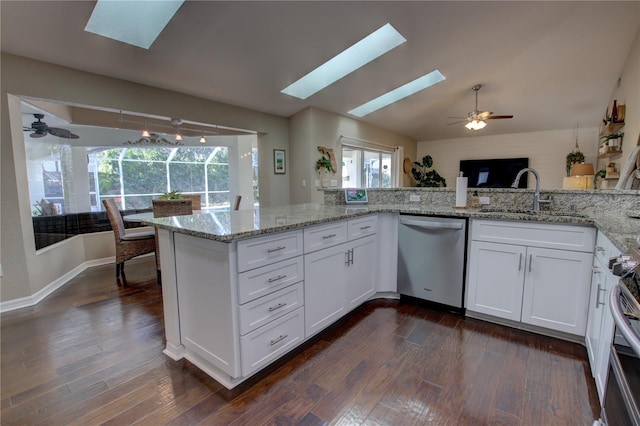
[478,208,589,218]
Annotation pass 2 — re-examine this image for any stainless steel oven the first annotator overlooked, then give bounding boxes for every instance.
[602,278,640,426]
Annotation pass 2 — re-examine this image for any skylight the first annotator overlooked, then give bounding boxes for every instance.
[281,23,406,100]
[348,70,446,117]
[85,0,185,49]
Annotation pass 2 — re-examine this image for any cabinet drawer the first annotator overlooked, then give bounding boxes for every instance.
[238,256,303,304]
[304,220,348,253]
[470,219,595,252]
[238,282,304,335]
[348,215,377,240]
[237,230,303,272]
[240,307,304,376]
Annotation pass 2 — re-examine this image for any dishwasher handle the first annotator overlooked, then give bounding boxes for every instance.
[399,218,464,230]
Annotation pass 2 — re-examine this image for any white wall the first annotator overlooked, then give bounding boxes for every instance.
[417,127,599,190]
[289,107,417,204]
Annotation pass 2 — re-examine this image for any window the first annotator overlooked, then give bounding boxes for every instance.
[342,145,393,188]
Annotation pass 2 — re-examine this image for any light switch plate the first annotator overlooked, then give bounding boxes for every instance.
[409,194,420,202]
[330,180,338,187]
[479,196,490,205]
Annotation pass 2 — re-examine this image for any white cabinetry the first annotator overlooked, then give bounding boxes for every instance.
[466,220,595,336]
[304,216,378,338]
[585,231,619,403]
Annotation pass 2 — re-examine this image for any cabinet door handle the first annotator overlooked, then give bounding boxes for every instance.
[268,302,287,312]
[269,334,288,346]
[518,253,523,271]
[360,225,371,230]
[345,250,350,266]
[267,275,287,283]
[267,246,286,253]
[592,266,601,274]
[596,246,605,254]
[596,284,606,308]
[528,254,532,273]
[322,234,337,239]
[350,248,354,265]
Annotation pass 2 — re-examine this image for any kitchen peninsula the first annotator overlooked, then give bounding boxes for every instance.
[146,188,640,389]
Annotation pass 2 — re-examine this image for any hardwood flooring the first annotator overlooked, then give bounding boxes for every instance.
[1,257,600,425]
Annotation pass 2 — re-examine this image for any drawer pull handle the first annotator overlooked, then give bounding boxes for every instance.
[268,302,287,312]
[270,334,288,346]
[596,246,605,253]
[360,225,371,230]
[267,246,286,253]
[528,254,532,273]
[593,266,601,274]
[596,284,606,308]
[268,275,287,283]
[323,234,337,239]
[518,253,522,271]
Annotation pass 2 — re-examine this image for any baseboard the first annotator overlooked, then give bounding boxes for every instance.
[0,256,114,313]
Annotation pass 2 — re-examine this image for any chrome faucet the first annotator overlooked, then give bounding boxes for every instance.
[511,167,551,211]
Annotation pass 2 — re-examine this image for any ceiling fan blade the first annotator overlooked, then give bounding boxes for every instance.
[486,115,514,120]
[476,111,492,119]
[447,120,467,126]
[30,131,47,138]
[48,127,79,139]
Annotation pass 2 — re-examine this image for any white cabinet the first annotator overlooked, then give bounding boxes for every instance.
[520,247,593,334]
[466,241,526,322]
[585,231,619,403]
[466,220,595,336]
[304,218,378,338]
[346,235,377,310]
[304,242,349,337]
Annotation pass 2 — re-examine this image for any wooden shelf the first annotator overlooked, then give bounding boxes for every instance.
[598,150,622,159]
[599,121,625,137]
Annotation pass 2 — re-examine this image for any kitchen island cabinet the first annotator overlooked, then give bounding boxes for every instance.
[157,213,380,389]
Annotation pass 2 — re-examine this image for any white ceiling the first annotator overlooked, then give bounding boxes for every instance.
[2,1,639,141]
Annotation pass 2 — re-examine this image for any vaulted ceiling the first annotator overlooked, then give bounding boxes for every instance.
[2,1,639,141]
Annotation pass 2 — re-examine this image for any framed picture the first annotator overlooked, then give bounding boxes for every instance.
[273,149,286,174]
[344,188,368,204]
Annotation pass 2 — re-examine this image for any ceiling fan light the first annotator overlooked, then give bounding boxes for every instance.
[465,120,486,130]
[476,120,487,130]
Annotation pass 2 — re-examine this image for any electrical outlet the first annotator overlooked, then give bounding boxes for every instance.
[479,196,490,205]
[301,179,306,188]
[330,180,338,187]
[409,194,420,202]
[315,180,320,187]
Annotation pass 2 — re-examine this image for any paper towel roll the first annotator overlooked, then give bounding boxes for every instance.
[455,177,468,207]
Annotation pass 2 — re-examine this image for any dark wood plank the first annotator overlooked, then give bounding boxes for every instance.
[0,256,601,425]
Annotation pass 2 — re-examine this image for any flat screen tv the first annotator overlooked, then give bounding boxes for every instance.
[460,158,529,188]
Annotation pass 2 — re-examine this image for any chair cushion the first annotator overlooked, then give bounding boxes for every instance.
[122,230,155,241]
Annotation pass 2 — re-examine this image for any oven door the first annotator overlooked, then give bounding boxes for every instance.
[602,284,640,426]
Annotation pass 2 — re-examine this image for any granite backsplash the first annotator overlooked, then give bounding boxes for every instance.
[323,188,640,213]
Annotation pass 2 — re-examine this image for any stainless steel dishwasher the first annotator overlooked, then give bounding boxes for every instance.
[397,215,467,309]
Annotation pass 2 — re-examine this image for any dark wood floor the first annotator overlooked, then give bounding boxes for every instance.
[1,257,600,425]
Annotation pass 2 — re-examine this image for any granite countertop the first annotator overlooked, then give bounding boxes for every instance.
[144,203,640,256]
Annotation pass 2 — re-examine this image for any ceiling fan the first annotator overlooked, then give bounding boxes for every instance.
[23,113,79,139]
[449,84,514,130]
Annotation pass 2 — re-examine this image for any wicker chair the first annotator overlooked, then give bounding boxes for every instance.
[151,199,193,282]
[102,198,156,279]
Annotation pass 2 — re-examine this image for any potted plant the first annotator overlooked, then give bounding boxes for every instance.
[566,150,585,177]
[411,155,446,187]
[158,190,183,199]
[315,156,334,174]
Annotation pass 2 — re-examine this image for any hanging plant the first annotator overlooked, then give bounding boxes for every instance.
[565,151,585,177]
[411,155,446,187]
